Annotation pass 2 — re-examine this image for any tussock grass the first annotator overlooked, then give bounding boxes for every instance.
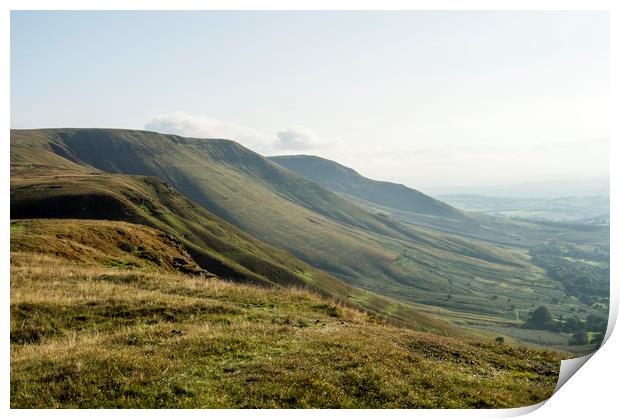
[11,252,560,408]
[10,219,204,274]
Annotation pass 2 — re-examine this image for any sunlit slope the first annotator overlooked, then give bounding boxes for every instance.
[11,172,309,289]
[11,129,563,320]
[268,154,563,247]
[10,240,560,408]
[10,219,206,274]
[269,154,464,220]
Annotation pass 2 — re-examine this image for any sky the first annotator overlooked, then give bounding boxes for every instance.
[10,11,609,190]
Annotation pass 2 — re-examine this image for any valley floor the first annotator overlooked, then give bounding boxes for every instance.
[11,251,560,408]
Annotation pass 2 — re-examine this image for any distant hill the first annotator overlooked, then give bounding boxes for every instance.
[269,155,464,220]
[267,154,569,247]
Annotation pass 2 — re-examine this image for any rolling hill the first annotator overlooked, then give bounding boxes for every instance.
[267,154,566,247]
[10,128,603,348]
[269,154,464,220]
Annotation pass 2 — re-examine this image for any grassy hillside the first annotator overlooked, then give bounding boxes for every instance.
[10,219,206,274]
[10,233,561,408]
[268,154,569,247]
[11,171,306,289]
[11,128,606,350]
[269,154,464,220]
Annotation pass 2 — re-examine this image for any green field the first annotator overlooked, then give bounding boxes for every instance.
[437,194,609,224]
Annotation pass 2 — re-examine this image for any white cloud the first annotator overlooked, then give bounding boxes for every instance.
[273,125,337,151]
[145,113,338,154]
[144,112,267,149]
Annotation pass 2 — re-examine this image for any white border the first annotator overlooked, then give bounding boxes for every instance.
[2,1,617,417]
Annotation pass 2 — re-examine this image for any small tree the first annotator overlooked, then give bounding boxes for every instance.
[523,306,553,329]
[586,314,606,332]
[569,330,589,346]
[532,306,551,323]
[495,336,505,344]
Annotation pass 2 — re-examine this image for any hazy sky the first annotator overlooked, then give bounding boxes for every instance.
[11,11,609,190]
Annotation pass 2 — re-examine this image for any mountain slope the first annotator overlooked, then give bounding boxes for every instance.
[11,129,576,339]
[268,154,570,247]
[10,149,455,335]
[269,154,464,220]
[10,219,206,274]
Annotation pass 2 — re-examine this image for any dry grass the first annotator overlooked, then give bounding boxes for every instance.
[11,252,560,408]
[10,219,204,274]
